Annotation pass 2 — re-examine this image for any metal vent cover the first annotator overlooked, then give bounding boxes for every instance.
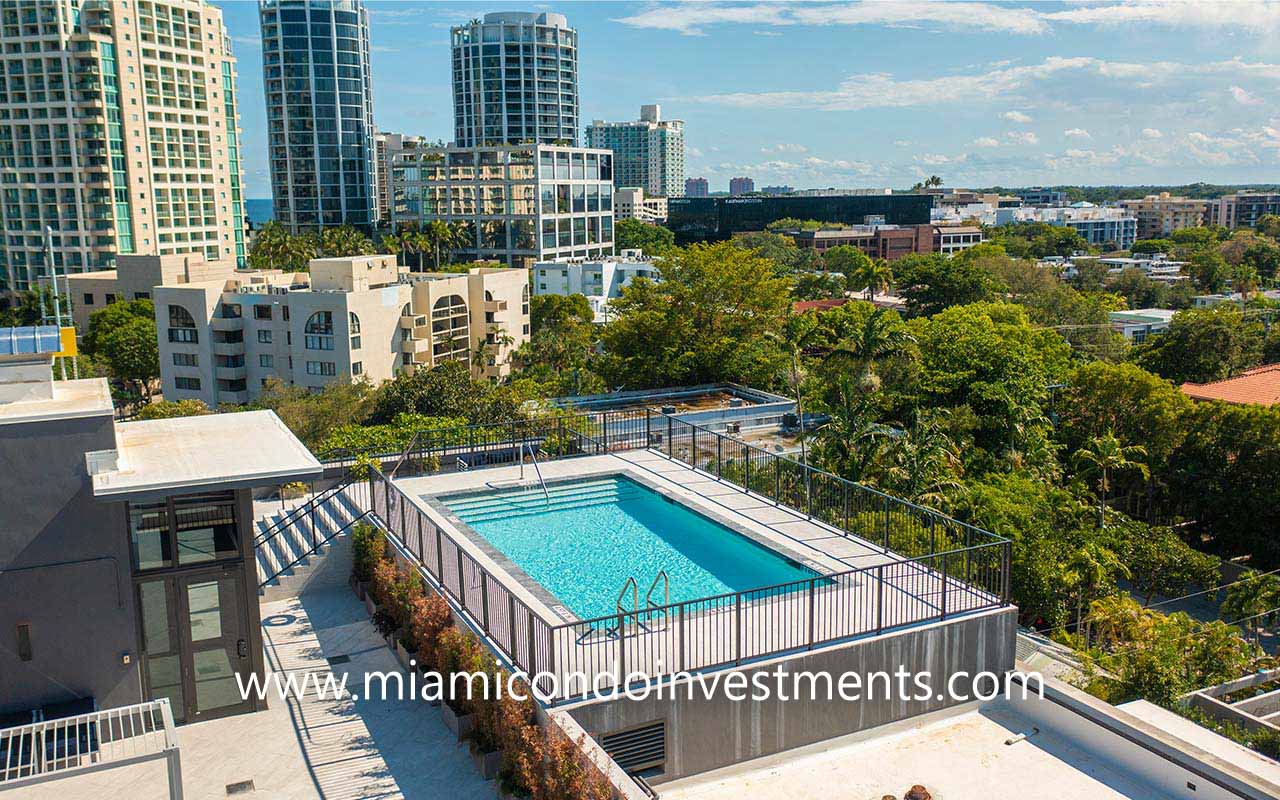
[600,720,666,773]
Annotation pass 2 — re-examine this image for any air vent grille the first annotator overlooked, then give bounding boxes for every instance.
[600,720,666,773]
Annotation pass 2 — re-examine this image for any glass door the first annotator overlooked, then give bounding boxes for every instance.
[137,578,187,724]
[178,569,256,723]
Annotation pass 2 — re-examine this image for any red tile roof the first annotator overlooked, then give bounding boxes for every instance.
[1180,364,1280,407]
[793,298,849,313]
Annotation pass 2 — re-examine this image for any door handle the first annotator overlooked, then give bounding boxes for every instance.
[237,639,248,658]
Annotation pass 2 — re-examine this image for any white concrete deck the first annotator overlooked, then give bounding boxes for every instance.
[658,703,1171,800]
[23,588,492,800]
[392,451,998,698]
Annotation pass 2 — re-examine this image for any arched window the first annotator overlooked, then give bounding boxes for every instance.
[521,283,530,315]
[304,311,334,350]
[349,312,361,350]
[167,304,198,343]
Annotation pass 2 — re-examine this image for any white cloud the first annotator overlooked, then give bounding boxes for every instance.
[972,137,1000,147]
[1064,128,1092,139]
[1142,127,1164,138]
[1230,85,1264,105]
[687,146,705,158]
[761,143,809,154]
[1007,131,1040,145]
[1001,110,1033,123]
[1187,131,1213,144]
[1044,1,1280,34]
[753,30,783,37]
[613,2,1049,36]
[893,139,913,147]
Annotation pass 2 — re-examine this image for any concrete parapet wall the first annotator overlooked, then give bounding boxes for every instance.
[566,606,1016,782]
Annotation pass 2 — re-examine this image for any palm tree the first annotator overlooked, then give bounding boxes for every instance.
[822,307,915,393]
[1065,543,1128,640]
[423,219,452,269]
[1222,571,1280,649]
[319,225,374,258]
[884,412,964,510]
[1073,431,1149,528]
[847,257,893,302]
[809,389,892,485]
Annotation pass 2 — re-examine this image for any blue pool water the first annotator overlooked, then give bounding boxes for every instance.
[441,476,818,620]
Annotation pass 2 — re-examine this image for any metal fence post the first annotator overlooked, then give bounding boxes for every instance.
[677,604,685,674]
[667,415,673,459]
[481,572,490,629]
[842,482,850,535]
[456,548,465,604]
[743,444,750,493]
[527,609,537,676]
[807,580,816,649]
[805,471,813,519]
[618,612,627,686]
[508,594,517,654]
[940,552,949,620]
[735,592,743,665]
[645,408,651,447]
[435,527,444,582]
[775,458,781,505]
[876,564,885,634]
[716,434,722,479]
[882,496,891,551]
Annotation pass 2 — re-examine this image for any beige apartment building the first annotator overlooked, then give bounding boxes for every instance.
[0,0,246,295]
[65,251,237,330]
[614,187,668,224]
[1119,193,1211,239]
[154,255,530,407]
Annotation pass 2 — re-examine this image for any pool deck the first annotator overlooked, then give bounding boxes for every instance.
[393,450,998,697]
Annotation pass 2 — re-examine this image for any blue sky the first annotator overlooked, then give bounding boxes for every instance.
[222,1,1280,197]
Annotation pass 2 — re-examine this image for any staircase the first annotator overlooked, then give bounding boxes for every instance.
[255,484,367,602]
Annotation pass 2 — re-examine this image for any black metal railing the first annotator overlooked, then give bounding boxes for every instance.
[357,408,1011,704]
[255,476,373,587]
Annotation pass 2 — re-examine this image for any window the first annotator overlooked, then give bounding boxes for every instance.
[218,302,241,318]
[305,361,336,376]
[257,329,272,344]
[105,293,116,304]
[168,304,198,343]
[304,310,334,350]
[172,352,197,367]
[82,293,94,305]
[349,311,361,349]
[175,376,201,390]
[259,354,273,368]
[128,491,240,571]
[253,304,272,320]
[352,361,362,376]
[134,291,149,300]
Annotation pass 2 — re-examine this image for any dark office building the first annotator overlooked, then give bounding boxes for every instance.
[667,194,936,243]
[260,0,377,231]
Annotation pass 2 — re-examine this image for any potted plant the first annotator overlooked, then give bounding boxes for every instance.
[495,719,541,800]
[438,627,477,739]
[466,651,506,779]
[350,523,380,601]
[410,592,452,706]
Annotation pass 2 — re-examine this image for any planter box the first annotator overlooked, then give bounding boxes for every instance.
[442,703,473,740]
[349,574,364,599]
[470,746,502,780]
[395,640,415,671]
[363,594,376,618]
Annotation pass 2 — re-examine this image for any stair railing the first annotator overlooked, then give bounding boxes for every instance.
[258,509,371,589]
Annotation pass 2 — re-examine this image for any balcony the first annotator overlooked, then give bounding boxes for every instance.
[217,389,249,404]
[211,316,243,332]
[400,337,429,354]
[212,341,243,357]
[482,298,507,312]
[215,365,246,380]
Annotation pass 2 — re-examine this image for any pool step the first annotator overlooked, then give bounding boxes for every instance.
[452,484,646,525]
[445,480,636,515]
[454,488,646,524]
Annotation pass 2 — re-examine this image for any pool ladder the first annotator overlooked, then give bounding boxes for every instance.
[611,571,671,636]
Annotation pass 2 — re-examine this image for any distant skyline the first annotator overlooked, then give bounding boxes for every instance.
[222,1,1280,197]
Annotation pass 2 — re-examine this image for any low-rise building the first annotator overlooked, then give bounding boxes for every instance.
[789,223,982,260]
[1108,308,1176,342]
[613,188,668,224]
[994,203,1137,250]
[1015,187,1068,205]
[1194,289,1280,307]
[532,249,660,322]
[1181,364,1280,407]
[684,177,709,197]
[390,143,615,268]
[729,176,755,196]
[1119,193,1211,239]
[65,254,242,332]
[155,255,530,407]
[1208,192,1280,229]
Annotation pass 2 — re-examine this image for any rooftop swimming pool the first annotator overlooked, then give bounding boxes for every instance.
[440,476,819,620]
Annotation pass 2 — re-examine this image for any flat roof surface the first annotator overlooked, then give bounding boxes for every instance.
[0,377,112,426]
[660,704,1167,800]
[93,410,322,498]
[1119,700,1280,786]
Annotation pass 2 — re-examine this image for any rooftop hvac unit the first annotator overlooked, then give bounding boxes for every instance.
[726,422,741,434]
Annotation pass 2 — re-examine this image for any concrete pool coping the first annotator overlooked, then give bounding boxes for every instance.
[396,452,900,627]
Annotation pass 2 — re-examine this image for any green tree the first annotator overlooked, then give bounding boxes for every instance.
[1221,571,1280,646]
[732,231,820,274]
[134,398,213,420]
[368,360,525,424]
[529,293,593,335]
[1131,238,1174,254]
[1255,214,1280,240]
[792,270,847,301]
[1189,249,1231,292]
[846,256,893,302]
[614,218,674,255]
[0,287,63,328]
[893,252,1002,316]
[98,316,160,406]
[822,307,915,394]
[598,242,791,388]
[317,225,375,258]
[882,411,964,509]
[512,296,603,397]
[248,220,316,271]
[1107,267,1169,309]
[1133,306,1264,384]
[83,298,154,357]
[819,244,872,281]
[1073,431,1149,528]
[253,378,375,448]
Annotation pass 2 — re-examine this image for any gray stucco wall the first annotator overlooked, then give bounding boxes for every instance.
[0,413,142,715]
[567,606,1017,781]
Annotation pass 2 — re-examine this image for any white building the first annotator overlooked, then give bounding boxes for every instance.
[1108,308,1176,342]
[155,255,530,406]
[993,203,1137,250]
[614,188,668,223]
[532,249,660,322]
[585,104,685,198]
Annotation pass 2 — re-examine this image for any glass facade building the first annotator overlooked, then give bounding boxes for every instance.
[391,143,614,267]
[260,0,376,231]
[667,195,936,243]
[451,12,578,148]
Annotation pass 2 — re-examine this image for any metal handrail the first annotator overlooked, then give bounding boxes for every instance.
[522,439,550,503]
[253,477,353,548]
[644,570,670,609]
[0,699,182,797]
[258,509,371,588]
[616,576,638,617]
